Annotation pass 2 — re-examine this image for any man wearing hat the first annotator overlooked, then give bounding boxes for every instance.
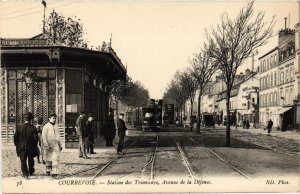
[86,113,95,154]
[76,112,88,158]
[14,112,38,179]
[117,113,127,155]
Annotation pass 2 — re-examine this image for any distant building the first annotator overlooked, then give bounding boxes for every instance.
[258,24,298,131]
[258,47,280,128]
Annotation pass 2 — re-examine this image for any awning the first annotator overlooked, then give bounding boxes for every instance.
[273,107,292,115]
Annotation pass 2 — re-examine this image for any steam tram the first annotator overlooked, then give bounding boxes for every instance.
[142,99,162,132]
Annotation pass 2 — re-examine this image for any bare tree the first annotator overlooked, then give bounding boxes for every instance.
[163,71,191,126]
[176,70,198,131]
[189,45,218,134]
[207,1,275,146]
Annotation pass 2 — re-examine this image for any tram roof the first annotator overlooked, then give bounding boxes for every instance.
[0,38,126,81]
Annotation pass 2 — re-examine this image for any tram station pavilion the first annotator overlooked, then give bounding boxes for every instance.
[0,34,126,148]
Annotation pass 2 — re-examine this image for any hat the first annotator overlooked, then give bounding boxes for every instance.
[24,112,34,120]
[88,113,93,117]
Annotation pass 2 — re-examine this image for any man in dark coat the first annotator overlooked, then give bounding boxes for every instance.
[267,119,273,134]
[117,113,127,155]
[14,112,38,179]
[86,113,96,154]
[76,112,88,158]
[104,112,116,147]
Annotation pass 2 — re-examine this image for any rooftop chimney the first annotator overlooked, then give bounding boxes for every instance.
[285,17,287,29]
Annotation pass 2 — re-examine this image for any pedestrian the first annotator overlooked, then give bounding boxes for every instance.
[267,119,273,134]
[243,119,246,129]
[246,120,250,129]
[117,113,127,155]
[76,112,88,159]
[238,120,242,128]
[86,113,96,154]
[14,112,38,179]
[42,114,62,178]
[35,117,44,164]
[104,111,116,147]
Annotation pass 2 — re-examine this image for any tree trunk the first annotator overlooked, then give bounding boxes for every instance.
[226,92,231,147]
[197,92,201,134]
[190,99,194,131]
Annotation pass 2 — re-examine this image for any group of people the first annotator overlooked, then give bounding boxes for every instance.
[242,119,250,129]
[75,112,96,159]
[14,112,62,179]
[14,111,128,179]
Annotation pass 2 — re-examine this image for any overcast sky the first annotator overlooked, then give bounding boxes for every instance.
[0,1,299,99]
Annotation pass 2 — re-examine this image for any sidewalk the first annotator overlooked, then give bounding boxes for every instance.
[216,125,300,142]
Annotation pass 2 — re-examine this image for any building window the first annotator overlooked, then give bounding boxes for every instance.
[274,92,277,105]
[252,98,255,103]
[290,88,293,104]
[267,58,269,70]
[270,73,273,87]
[260,78,262,89]
[65,70,82,124]
[270,56,273,68]
[286,69,289,82]
[274,72,277,86]
[290,67,294,81]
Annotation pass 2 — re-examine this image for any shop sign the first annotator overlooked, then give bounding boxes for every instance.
[0,39,51,46]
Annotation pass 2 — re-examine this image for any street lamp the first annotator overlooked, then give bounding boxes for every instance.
[23,67,34,86]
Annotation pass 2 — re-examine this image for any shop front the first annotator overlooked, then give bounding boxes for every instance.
[0,38,126,148]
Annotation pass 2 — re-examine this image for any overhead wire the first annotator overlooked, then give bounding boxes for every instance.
[0,1,62,17]
[1,1,83,21]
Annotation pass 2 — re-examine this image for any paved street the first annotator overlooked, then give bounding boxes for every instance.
[2,126,300,180]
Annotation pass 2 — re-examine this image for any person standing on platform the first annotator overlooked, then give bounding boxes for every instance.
[76,112,88,158]
[42,114,62,179]
[105,111,116,147]
[117,113,127,155]
[86,113,96,154]
[14,112,38,179]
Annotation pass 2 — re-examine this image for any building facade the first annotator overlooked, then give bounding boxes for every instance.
[258,47,280,128]
[0,36,126,147]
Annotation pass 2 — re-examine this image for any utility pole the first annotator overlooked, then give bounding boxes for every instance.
[42,0,47,33]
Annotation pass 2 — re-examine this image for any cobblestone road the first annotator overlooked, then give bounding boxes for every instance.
[1,145,117,178]
[2,127,300,178]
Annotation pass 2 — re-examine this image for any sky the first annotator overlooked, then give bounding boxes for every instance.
[0,0,299,99]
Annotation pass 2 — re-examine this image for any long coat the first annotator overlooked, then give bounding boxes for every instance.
[104,117,116,139]
[117,118,127,136]
[42,122,62,162]
[76,116,86,137]
[14,123,38,157]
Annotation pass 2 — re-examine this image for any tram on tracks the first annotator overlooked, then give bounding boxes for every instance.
[142,99,162,132]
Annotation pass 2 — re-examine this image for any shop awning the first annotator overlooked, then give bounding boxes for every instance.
[273,107,292,115]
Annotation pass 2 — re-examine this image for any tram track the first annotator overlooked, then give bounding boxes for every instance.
[171,135,196,180]
[57,136,142,180]
[184,135,251,179]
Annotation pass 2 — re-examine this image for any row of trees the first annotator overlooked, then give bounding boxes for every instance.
[110,77,150,115]
[163,1,274,146]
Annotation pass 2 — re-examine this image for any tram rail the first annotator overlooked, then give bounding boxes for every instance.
[184,135,251,179]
